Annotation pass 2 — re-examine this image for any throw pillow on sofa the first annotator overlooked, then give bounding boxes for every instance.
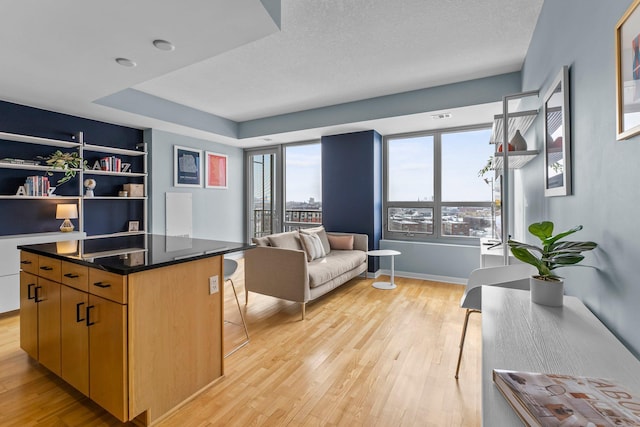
[300,232,326,261]
[327,234,354,250]
[267,231,303,250]
[300,225,331,254]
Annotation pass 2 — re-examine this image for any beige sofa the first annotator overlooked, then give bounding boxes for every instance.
[245,227,368,319]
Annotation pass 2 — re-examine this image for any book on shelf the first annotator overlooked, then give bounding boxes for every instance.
[98,156,122,172]
[22,175,50,197]
[493,369,640,426]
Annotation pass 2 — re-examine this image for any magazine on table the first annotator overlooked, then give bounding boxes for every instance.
[493,369,640,426]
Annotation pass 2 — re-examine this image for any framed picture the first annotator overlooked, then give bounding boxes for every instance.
[616,0,640,140]
[128,220,140,232]
[205,151,228,189]
[174,145,202,187]
[543,66,572,197]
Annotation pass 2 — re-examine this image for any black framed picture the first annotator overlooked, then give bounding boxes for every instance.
[173,145,202,187]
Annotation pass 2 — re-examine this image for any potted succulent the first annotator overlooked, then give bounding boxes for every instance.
[40,150,87,185]
[508,221,597,306]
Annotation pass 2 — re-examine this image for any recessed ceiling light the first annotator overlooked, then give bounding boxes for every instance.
[431,113,452,120]
[153,39,175,51]
[115,57,136,67]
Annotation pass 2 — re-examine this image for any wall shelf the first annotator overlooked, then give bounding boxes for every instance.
[84,170,147,177]
[0,131,81,148]
[83,143,146,157]
[83,196,147,200]
[0,195,81,200]
[0,162,81,173]
[489,110,538,145]
[492,150,539,170]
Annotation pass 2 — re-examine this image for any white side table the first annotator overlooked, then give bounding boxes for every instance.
[366,249,401,290]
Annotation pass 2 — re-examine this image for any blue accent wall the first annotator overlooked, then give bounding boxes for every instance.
[0,99,143,236]
[321,130,382,272]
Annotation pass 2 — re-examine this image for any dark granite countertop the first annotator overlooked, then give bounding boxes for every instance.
[18,234,253,275]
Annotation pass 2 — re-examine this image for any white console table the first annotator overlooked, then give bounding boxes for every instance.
[482,287,640,426]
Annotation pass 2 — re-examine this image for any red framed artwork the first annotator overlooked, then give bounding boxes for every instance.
[205,151,228,189]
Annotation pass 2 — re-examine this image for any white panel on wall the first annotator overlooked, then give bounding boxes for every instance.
[166,192,192,237]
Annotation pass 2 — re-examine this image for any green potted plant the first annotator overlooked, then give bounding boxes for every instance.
[508,221,597,306]
[40,150,87,186]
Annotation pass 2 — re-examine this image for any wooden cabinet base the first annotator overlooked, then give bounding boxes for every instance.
[20,252,224,426]
[128,257,223,424]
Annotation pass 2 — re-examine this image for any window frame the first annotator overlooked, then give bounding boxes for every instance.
[383,123,494,244]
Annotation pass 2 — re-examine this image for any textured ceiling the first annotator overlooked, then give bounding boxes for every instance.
[0,0,544,147]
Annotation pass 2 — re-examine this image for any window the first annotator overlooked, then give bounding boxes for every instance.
[384,126,496,242]
[284,142,322,231]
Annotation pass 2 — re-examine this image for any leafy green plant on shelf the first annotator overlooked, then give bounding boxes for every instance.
[40,150,88,185]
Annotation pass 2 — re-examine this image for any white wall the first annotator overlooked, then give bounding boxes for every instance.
[146,129,244,242]
[521,0,640,357]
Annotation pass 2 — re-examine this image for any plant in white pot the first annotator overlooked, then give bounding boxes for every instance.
[508,221,597,306]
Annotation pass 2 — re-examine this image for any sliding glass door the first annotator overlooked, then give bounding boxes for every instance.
[245,147,282,241]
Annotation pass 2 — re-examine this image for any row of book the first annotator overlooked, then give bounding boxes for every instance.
[21,175,51,197]
[92,156,122,172]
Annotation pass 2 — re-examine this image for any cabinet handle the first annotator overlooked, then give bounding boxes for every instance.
[76,302,85,322]
[40,266,54,271]
[86,305,95,326]
[93,282,111,288]
[64,273,80,279]
[21,260,32,265]
[34,286,42,303]
[27,283,36,300]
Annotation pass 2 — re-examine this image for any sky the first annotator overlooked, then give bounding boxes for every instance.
[280,127,495,204]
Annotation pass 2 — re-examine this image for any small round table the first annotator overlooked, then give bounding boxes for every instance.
[366,249,401,290]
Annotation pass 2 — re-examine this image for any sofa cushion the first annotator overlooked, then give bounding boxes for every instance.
[300,232,326,261]
[300,226,331,255]
[267,231,303,250]
[307,250,366,288]
[252,236,271,247]
[327,234,354,250]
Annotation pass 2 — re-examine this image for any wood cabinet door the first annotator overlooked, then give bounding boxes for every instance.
[60,285,89,396]
[37,278,61,376]
[88,294,127,422]
[19,271,38,359]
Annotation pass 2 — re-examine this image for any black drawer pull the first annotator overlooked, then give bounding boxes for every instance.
[34,286,42,303]
[76,302,85,323]
[86,305,95,326]
[64,273,80,279]
[40,266,54,271]
[27,283,36,300]
[93,282,111,288]
[21,260,32,265]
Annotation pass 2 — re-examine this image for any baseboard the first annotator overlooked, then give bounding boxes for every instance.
[370,269,466,285]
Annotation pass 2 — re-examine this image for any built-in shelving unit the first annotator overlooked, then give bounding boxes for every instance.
[0,130,147,239]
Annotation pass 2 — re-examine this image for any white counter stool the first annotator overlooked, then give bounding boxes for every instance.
[224,258,249,357]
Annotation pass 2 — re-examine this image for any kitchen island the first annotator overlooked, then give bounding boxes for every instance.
[19,234,252,426]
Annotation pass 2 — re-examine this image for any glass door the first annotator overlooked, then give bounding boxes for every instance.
[245,147,282,241]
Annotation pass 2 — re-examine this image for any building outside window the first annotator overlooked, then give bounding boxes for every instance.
[384,125,497,242]
[284,142,322,231]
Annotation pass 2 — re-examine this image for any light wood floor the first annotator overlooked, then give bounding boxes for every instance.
[0,260,481,426]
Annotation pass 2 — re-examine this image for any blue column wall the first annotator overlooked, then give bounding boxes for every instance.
[321,130,382,272]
